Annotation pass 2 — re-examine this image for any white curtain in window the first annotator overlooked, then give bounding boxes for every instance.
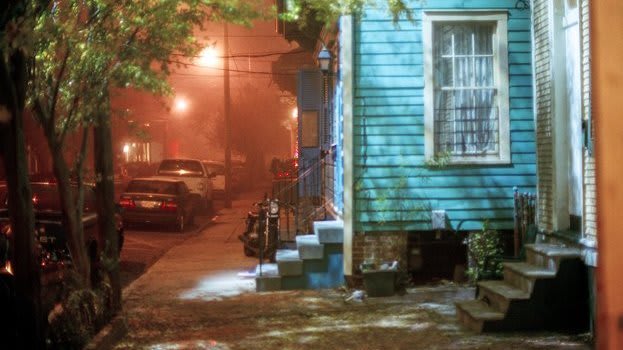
[433,23,498,156]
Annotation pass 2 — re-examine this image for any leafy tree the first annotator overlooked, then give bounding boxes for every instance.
[0,1,47,348]
[3,0,264,346]
[283,0,412,25]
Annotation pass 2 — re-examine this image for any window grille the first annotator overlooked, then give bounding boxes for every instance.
[433,22,500,156]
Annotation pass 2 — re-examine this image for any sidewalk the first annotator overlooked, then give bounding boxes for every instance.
[113,192,592,350]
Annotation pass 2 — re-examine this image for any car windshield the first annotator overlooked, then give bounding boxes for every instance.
[126,180,179,195]
[158,160,204,176]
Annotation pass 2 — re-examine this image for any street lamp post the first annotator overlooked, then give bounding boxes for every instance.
[317,47,331,216]
[223,22,232,208]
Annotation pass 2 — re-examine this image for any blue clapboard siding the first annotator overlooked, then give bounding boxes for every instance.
[352,0,536,232]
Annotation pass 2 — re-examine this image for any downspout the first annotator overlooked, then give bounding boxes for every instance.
[341,15,355,277]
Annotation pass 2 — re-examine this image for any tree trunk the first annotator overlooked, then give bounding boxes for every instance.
[0,49,44,349]
[93,102,121,312]
[43,124,90,289]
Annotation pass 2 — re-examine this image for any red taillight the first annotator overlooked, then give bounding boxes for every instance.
[160,200,177,212]
[119,197,135,208]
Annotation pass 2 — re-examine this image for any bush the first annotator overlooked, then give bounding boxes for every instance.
[466,221,504,283]
[46,276,114,349]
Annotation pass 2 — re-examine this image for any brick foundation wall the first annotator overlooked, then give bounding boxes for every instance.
[352,231,408,275]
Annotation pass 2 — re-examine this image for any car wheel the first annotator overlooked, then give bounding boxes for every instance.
[176,213,185,232]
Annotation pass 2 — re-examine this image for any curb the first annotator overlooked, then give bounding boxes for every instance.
[84,314,127,350]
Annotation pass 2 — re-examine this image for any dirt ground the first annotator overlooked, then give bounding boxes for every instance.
[113,190,592,350]
[115,283,591,350]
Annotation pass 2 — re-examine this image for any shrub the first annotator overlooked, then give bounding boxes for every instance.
[466,221,504,283]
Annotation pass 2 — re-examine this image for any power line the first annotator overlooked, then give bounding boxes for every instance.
[170,48,308,60]
[172,70,297,77]
[167,59,299,76]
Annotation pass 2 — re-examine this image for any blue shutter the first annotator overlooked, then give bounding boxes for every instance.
[297,69,323,199]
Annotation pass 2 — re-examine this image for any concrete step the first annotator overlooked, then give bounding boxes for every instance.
[313,220,344,244]
[525,243,582,271]
[456,300,505,332]
[255,263,281,292]
[503,262,556,293]
[296,235,324,260]
[276,249,303,276]
[477,280,530,313]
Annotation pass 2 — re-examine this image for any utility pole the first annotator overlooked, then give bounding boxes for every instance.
[223,22,232,208]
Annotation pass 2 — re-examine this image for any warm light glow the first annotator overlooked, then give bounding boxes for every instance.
[197,46,219,67]
[179,270,255,301]
[173,97,189,113]
[123,144,130,154]
[291,107,298,119]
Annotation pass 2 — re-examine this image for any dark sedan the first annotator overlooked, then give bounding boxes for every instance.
[119,177,199,232]
[0,181,124,276]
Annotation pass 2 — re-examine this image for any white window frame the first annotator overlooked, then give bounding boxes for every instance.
[423,11,510,165]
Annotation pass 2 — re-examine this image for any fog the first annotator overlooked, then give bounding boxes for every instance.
[110,18,314,176]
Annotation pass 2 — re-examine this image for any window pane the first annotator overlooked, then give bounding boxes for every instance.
[435,25,455,56]
[475,56,493,86]
[454,57,473,87]
[474,25,494,55]
[434,90,456,152]
[434,57,453,87]
[126,180,178,195]
[453,25,473,55]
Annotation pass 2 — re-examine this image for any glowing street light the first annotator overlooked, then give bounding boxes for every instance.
[173,97,189,113]
[197,46,219,67]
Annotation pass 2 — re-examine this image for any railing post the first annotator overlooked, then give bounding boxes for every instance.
[513,186,520,257]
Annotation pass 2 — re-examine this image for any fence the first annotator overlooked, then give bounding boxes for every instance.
[513,187,537,257]
[271,155,332,242]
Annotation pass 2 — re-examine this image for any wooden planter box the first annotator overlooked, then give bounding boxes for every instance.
[362,270,396,297]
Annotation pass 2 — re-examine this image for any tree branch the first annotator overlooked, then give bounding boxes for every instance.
[58,95,80,146]
[50,47,70,120]
[74,126,90,222]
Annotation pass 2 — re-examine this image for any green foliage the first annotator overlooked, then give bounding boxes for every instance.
[364,153,432,228]
[47,273,116,348]
[466,220,504,283]
[47,288,101,348]
[282,0,413,27]
[424,151,452,169]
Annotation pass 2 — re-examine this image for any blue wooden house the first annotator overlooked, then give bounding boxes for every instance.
[326,0,537,283]
[267,0,589,333]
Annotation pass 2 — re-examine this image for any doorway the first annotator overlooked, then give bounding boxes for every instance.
[553,0,583,232]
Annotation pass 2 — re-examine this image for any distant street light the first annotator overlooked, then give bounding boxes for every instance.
[173,97,189,113]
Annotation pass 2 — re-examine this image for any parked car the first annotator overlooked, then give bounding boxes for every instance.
[0,181,125,274]
[232,161,250,192]
[202,160,225,196]
[156,158,214,211]
[119,177,199,232]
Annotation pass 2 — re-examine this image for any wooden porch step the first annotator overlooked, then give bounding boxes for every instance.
[477,280,530,313]
[456,300,504,332]
[478,280,530,300]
